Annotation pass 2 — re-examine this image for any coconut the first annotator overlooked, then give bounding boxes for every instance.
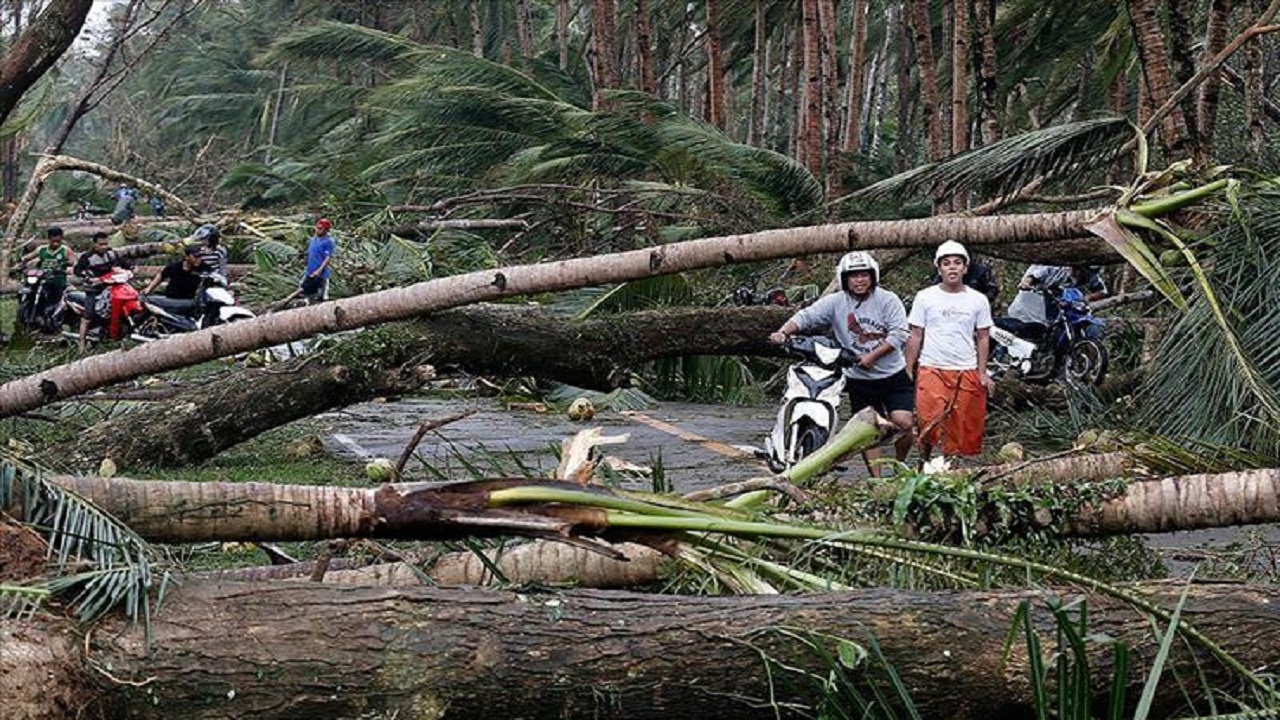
[365,457,396,482]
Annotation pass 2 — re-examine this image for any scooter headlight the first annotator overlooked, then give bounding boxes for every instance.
[24,273,39,285]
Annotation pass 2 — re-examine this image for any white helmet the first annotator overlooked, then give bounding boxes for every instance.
[934,240,969,266]
[836,251,880,290]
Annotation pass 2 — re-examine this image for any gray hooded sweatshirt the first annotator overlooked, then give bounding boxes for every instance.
[786,287,909,380]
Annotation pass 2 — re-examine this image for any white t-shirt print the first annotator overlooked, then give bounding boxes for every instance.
[908,285,993,370]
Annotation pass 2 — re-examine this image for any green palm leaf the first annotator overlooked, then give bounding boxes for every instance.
[842,117,1132,206]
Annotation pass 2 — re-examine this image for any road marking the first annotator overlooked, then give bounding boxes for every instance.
[619,411,751,459]
[330,433,373,459]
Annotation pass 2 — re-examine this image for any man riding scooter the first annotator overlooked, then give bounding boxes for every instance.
[73,232,133,351]
[769,252,914,476]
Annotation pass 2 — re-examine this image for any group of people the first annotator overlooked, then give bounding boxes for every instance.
[771,243,1107,473]
[17,216,337,349]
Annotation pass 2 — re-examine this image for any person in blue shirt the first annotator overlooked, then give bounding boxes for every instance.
[300,218,336,301]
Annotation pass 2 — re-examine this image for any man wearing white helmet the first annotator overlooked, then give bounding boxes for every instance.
[770,251,914,474]
[905,240,995,459]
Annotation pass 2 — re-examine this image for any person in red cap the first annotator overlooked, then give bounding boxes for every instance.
[301,218,336,301]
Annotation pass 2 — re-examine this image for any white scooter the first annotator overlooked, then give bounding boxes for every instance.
[760,336,856,473]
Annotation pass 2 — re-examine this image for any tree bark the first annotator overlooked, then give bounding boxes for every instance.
[842,0,869,153]
[591,0,620,108]
[975,0,998,146]
[749,0,768,146]
[21,465,1280,545]
[4,581,1279,720]
[514,0,534,72]
[634,0,656,95]
[910,0,944,161]
[1127,0,1190,150]
[0,0,93,128]
[799,0,824,176]
[0,208,1117,419]
[950,0,970,155]
[557,0,570,69]
[1196,0,1234,165]
[705,0,727,130]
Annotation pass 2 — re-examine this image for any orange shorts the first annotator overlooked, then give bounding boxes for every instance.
[915,367,987,456]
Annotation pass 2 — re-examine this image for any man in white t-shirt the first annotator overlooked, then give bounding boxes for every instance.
[904,240,994,459]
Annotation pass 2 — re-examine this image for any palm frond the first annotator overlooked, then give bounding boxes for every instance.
[843,117,1132,206]
[264,20,424,69]
[0,457,171,631]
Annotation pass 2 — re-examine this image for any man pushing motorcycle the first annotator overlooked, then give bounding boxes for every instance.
[769,251,914,476]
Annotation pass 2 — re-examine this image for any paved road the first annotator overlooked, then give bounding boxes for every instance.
[318,396,780,493]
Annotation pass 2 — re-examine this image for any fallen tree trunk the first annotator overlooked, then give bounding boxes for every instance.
[52,304,1093,469]
[53,305,790,468]
[0,208,1112,418]
[2,581,1276,720]
[20,466,1280,544]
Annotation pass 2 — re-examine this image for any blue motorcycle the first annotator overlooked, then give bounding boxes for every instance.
[989,284,1108,387]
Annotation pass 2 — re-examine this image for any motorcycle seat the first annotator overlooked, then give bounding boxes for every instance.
[145,295,198,315]
[995,316,1047,341]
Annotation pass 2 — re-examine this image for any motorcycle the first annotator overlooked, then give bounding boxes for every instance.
[15,268,62,335]
[57,268,146,343]
[759,335,857,473]
[989,284,1108,387]
[135,272,255,338]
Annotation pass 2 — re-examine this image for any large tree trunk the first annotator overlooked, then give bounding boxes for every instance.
[3,581,1278,720]
[1127,0,1190,150]
[704,0,727,130]
[975,0,998,145]
[842,0,869,153]
[950,0,970,156]
[748,0,769,146]
[56,305,794,469]
[910,0,944,161]
[23,466,1280,544]
[0,0,93,128]
[0,209,1118,419]
[799,0,824,176]
[634,0,656,95]
[1194,0,1232,165]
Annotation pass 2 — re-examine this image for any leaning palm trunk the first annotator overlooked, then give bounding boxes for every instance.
[17,464,1280,544]
[0,209,1106,418]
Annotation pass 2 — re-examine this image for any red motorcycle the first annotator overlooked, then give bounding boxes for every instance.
[56,268,146,342]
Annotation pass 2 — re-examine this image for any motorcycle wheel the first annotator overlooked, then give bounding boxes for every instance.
[796,423,830,461]
[1063,339,1108,387]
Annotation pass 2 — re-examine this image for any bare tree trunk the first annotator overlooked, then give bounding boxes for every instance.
[514,0,534,71]
[748,0,767,145]
[591,0,620,108]
[0,0,93,129]
[799,0,824,175]
[910,0,944,161]
[1243,3,1266,157]
[950,0,970,155]
[4,581,1279,720]
[817,0,841,195]
[842,0,869,153]
[1195,0,1233,164]
[469,0,484,57]
[634,0,656,95]
[781,20,800,155]
[557,0,570,69]
[975,0,998,145]
[705,0,727,129]
[1127,0,1189,150]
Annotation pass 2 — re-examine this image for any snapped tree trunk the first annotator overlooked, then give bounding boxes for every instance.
[3,581,1278,720]
[21,466,1280,544]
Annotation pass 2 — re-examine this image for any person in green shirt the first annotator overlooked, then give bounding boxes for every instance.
[21,226,75,314]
